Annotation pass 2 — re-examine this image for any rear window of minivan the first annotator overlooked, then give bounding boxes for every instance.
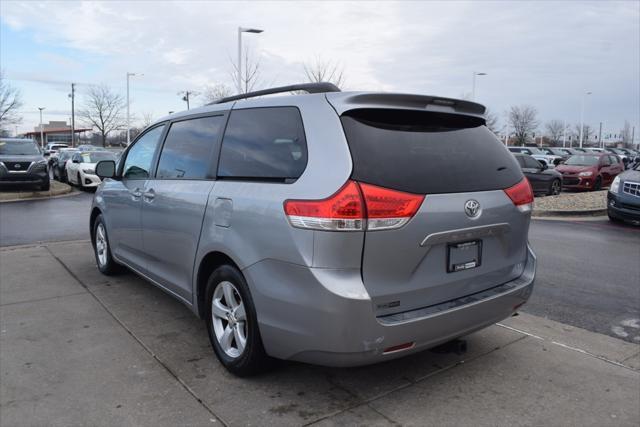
[340,109,522,194]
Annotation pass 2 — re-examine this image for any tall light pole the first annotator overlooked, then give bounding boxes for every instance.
[237,27,264,94]
[578,91,592,148]
[471,72,487,101]
[38,107,45,148]
[126,72,143,146]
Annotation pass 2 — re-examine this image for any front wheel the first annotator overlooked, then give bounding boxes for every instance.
[548,179,561,196]
[77,173,84,190]
[205,265,272,376]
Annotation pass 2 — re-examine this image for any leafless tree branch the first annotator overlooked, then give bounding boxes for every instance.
[78,84,125,147]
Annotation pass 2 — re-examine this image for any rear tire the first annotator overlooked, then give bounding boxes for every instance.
[593,177,602,191]
[548,179,561,196]
[204,265,272,376]
[92,214,122,275]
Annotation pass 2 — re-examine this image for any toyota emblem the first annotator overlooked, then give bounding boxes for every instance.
[464,200,481,218]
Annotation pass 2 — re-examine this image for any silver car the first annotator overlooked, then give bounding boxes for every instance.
[91,83,536,376]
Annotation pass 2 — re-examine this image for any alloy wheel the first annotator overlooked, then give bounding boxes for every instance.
[95,223,108,267]
[211,281,247,358]
[551,180,561,195]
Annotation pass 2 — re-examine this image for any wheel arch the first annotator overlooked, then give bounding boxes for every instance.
[89,207,102,245]
[195,251,243,319]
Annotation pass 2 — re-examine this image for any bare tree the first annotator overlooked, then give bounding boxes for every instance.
[508,105,539,146]
[620,120,631,146]
[141,111,154,128]
[0,70,23,131]
[545,120,565,146]
[484,109,499,134]
[79,85,125,147]
[230,47,262,94]
[574,124,593,145]
[303,57,346,89]
[202,83,233,104]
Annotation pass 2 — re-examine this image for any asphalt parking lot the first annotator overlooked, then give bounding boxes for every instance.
[1,195,639,426]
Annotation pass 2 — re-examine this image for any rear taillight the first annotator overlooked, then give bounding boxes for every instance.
[504,178,534,212]
[284,181,365,231]
[284,180,424,231]
[359,182,425,230]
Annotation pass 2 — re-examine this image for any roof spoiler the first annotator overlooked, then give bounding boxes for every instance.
[326,92,486,118]
[208,82,341,105]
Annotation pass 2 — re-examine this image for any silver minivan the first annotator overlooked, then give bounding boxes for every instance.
[91,83,536,376]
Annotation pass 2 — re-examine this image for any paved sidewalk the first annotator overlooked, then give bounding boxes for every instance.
[1,241,639,426]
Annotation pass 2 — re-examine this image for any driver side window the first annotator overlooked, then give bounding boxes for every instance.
[122,125,165,179]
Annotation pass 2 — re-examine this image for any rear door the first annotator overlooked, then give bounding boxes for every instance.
[522,155,547,193]
[338,108,531,316]
[141,114,226,303]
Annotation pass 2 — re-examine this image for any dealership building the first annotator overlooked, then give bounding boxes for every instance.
[24,121,91,146]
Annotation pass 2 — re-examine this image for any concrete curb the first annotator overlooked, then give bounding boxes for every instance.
[532,208,607,218]
[0,182,77,203]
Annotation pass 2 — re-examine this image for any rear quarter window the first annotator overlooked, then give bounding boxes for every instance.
[340,109,522,194]
[217,107,307,181]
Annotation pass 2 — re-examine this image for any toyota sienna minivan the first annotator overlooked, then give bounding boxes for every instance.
[91,83,536,376]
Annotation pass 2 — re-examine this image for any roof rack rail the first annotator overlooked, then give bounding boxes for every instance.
[208,82,341,105]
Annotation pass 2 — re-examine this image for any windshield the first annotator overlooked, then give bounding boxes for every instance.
[565,155,599,166]
[80,152,116,163]
[0,140,41,155]
[526,147,544,154]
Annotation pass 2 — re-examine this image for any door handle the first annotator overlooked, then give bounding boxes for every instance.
[131,188,142,200]
[143,189,155,202]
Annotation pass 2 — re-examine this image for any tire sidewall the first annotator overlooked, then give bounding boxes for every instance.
[204,265,266,375]
[92,214,117,275]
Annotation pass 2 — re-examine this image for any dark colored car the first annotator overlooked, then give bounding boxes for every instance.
[513,153,562,195]
[50,148,78,182]
[607,162,640,224]
[555,153,624,191]
[0,138,50,191]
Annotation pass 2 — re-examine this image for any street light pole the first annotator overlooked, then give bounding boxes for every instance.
[38,107,45,148]
[578,91,592,148]
[471,72,487,101]
[237,27,264,94]
[126,72,143,146]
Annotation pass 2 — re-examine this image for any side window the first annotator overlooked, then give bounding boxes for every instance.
[157,115,224,179]
[515,156,526,168]
[218,107,308,180]
[609,155,618,164]
[123,125,165,179]
[524,156,541,169]
[600,156,611,166]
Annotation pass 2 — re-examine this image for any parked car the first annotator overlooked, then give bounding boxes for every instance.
[555,153,624,191]
[0,138,50,191]
[583,147,605,153]
[66,151,117,189]
[50,148,78,182]
[90,83,536,376]
[541,147,571,162]
[607,162,640,224]
[76,144,102,152]
[605,148,629,167]
[513,153,562,195]
[508,146,563,166]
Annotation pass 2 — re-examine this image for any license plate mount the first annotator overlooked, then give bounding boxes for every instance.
[447,240,482,273]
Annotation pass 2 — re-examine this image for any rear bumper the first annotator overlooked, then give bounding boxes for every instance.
[245,244,536,367]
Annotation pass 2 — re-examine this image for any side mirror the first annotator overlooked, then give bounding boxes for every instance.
[72,158,80,163]
[95,160,116,179]
[540,162,548,170]
[43,151,50,157]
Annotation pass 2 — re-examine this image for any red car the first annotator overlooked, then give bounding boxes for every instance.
[555,153,624,191]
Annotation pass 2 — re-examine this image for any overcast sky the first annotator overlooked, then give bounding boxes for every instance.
[1,0,638,138]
